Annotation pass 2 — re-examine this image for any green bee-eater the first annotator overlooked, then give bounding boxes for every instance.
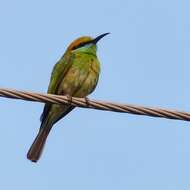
[27,33,109,162]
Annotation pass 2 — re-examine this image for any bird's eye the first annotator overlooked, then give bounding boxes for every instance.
[71,45,77,50]
[72,41,92,50]
[72,43,84,50]
[78,42,85,48]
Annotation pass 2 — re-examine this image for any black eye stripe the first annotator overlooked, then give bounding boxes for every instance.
[72,40,93,50]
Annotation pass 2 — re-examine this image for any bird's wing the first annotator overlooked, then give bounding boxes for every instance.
[40,53,75,124]
[47,53,74,94]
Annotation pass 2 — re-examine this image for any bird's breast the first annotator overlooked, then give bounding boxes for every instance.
[59,54,100,97]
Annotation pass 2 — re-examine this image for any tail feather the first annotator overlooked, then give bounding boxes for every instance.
[27,125,52,162]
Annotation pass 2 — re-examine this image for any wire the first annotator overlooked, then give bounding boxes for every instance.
[0,88,189,122]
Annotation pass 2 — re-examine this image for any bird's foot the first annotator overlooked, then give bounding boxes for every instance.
[84,97,90,107]
[66,94,72,105]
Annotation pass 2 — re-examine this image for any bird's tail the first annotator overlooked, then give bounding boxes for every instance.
[27,121,53,162]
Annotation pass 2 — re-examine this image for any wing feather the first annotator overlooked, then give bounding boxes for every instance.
[40,53,75,124]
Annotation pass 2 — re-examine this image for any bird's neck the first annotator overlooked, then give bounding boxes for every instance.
[72,44,97,56]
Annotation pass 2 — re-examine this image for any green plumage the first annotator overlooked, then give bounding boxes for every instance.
[27,33,108,162]
[41,44,100,125]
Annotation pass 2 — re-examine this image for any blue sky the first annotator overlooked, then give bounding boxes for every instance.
[0,0,190,189]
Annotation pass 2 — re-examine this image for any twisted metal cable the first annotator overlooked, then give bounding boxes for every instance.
[0,88,189,122]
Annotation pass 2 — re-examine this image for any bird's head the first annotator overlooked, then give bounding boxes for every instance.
[66,33,110,55]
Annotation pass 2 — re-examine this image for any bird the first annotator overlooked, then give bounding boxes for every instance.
[27,33,109,162]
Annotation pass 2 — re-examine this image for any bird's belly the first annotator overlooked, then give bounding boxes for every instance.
[59,63,99,97]
[75,70,99,97]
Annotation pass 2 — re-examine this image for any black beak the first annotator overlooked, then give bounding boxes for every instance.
[92,33,110,44]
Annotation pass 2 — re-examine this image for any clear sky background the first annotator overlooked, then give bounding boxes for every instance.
[0,0,190,189]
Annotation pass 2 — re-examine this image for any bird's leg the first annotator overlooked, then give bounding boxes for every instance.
[66,94,72,106]
[84,97,90,107]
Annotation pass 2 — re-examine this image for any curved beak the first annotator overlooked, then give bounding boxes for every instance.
[93,33,110,44]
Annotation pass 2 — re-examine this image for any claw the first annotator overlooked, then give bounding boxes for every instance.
[66,94,72,105]
[84,97,90,107]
